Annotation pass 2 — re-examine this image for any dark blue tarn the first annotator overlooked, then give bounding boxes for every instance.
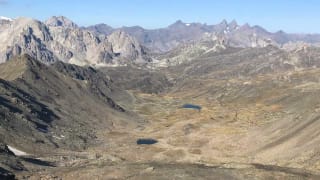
[136,138,158,145]
[181,104,202,111]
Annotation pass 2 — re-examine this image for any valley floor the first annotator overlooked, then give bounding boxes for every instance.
[16,90,320,179]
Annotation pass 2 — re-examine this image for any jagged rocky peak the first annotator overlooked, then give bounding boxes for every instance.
[228,19,238,30]
[240,23,251,30]
[220,19,228,25]
[9,17,40,28]
[0,16,152,66]
[169,20,187,28]
[87,23,114,35]
[11,17,52,41]
[0,17,56,64]
[45,16,78,28]
[107,30,149,62]
[168,20,200,28]
[2,17,52,41]
[213,19,229,32]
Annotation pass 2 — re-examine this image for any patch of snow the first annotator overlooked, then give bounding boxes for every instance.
[53,134,65,139]
[0,16,13,21]
[185,23,190,26]
[53,135,62,140]
[7,146,28,156]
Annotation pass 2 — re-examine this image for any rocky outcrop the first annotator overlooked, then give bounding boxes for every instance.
[0,17,151,66]
[86,23,114,35]
[45,16,78,28]
[107,30,151,63]
[0,17,58,64]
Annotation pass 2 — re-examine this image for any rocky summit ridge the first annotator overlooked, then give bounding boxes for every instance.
[2,15,320,179]
[1,16,320,67]
[87,19,320,53]
[0,16,151,66]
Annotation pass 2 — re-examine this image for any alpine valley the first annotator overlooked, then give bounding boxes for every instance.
[1,16,320,179]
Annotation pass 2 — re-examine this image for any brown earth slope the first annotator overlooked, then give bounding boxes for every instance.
[2,45,320,179]
[0,54,144,177]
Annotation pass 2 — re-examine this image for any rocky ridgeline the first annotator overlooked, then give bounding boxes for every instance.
[87,19,320,53]
[0,16,151,66]
[2,16,320,67]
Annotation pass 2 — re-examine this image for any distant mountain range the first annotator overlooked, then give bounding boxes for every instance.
[2,15,320,178]
[86,19,320,53]
[1,15,320,66]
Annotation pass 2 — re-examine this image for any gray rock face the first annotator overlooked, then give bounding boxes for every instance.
[107,30,151,63]
[0,17,151,66]
[46,24,115,65]
[87,20,214,52]
[45,16,78,28]
[0,17,58,64]
[87,19,320,53]
[85,23,114,35]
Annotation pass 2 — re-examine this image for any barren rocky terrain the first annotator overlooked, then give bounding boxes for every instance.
[1,16,320,179]
[2,45,320,179]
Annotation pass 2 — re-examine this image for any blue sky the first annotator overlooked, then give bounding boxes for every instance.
[0,0,319,33]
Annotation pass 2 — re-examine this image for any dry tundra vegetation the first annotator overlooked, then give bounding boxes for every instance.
[1,16,320,179]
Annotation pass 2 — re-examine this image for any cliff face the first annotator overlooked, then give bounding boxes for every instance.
[0,17,151,66]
